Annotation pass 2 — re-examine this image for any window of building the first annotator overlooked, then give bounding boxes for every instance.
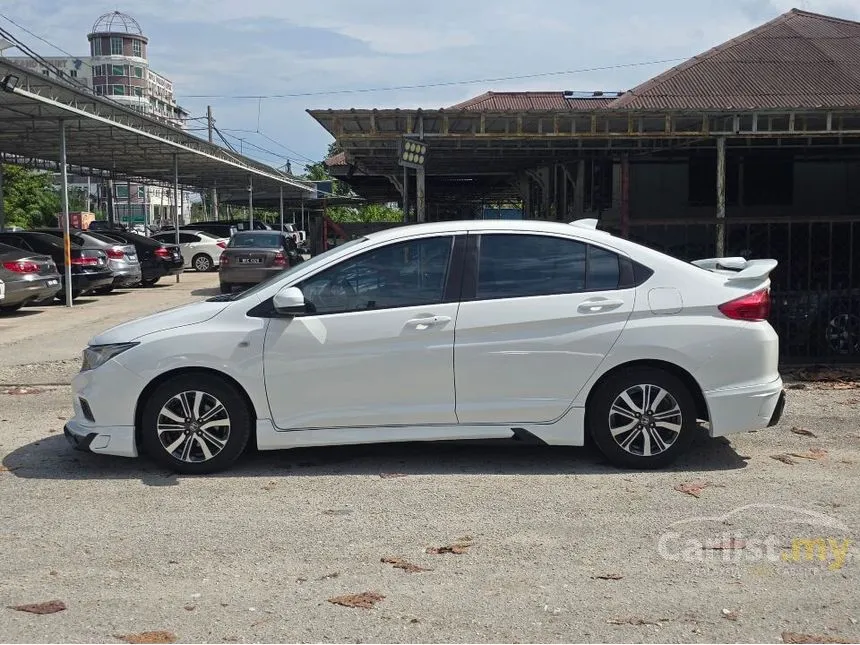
[92,39,102,56]
[134,87,143,97]
[112,64,125,76]
[132,39,142,57]
[94,85,103,96]
[112,85,125,96]
[134,66,143,78]
[137,186,145,199]
[111,37,123,55]
[116,185,129,199]
[300,236,454,315]
[475,234,587,300]
[70,69,78,78]
[42,69,50,76]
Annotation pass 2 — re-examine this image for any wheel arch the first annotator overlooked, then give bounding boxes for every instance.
[134,367,259,448]
[585,359,710,423]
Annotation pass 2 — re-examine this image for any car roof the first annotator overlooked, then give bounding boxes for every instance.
[361,219,614,245]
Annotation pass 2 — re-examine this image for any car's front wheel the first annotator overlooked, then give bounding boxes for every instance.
[140,373,251,474]
[587,367,696,469]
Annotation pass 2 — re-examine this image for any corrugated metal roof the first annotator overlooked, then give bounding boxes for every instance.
[325,151,347,167]
[449,91,615,111]
[610,9,860,110]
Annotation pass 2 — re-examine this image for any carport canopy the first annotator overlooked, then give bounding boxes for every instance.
[0,58,314,197]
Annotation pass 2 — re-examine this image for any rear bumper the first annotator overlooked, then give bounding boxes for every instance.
[0,276,61,306]
[704,377,785,437]
[111,267,142,287]
[70,272,114,294]
[219,267,284,285]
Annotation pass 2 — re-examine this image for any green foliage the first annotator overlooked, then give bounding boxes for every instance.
[327,203,403,224]
[1,165,61,228]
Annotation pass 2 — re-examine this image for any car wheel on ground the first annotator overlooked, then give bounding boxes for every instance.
[192,254,213,272]
[140,277,160,287]
[56,289,81,302]
[140,372,251,475]
[219,282,232,294]
[587,366,697,469]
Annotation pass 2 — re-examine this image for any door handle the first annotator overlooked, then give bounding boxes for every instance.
[577,298,625,313]
[404,315,452,330]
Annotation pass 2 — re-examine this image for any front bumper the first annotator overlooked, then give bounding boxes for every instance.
[64,417,137,457]
[704,377,785,437]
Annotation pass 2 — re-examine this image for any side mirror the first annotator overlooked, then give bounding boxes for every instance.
[272,286,307,317]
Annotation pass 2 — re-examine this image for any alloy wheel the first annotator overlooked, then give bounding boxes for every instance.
[156,390,231,463]
[608,384,683,457]
[194,255,212,272]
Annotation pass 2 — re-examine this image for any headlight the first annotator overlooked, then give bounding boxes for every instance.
[81,342,138,372]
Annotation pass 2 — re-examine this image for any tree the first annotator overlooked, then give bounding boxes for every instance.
[1,165,61,228]
[327,203,403,223]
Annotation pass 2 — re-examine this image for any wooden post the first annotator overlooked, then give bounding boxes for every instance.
[416,166,426,222]
[716,136,726,257]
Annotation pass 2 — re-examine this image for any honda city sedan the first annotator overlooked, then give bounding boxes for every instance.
[65,219,784,474]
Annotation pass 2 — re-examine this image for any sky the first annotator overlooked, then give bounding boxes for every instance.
[1,0,859,172]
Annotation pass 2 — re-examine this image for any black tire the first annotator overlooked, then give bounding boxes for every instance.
[56,289,81,302]
[219,282,232,294]
[192,254,213,272]
[140,277,160,287]
[587,367,697,469]
[0,304,23,313]
[140,373,251,475]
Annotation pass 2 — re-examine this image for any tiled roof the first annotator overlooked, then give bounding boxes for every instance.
[610,9,860,110]
[449,91,616,111]
[325,151,346,166]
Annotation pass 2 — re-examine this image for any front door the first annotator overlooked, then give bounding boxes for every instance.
[454,232,635,425]
[263,234,461,430]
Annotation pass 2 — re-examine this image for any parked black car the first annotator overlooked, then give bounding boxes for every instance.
[0,231,113,300]
[88,221,128,233]
[96,230,183,286]
[0,242,61,312]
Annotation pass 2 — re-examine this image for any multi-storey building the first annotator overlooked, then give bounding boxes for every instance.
[0,11,192,226]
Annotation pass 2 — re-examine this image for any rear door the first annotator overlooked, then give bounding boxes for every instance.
[454,232,636,425]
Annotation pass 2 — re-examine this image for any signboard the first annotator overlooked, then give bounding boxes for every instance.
[398,138,427,169]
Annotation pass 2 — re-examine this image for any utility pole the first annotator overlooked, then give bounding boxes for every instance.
[208,105,219,220]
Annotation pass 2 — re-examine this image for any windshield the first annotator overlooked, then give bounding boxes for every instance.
[217,237,368,302]
[228,232,283,248]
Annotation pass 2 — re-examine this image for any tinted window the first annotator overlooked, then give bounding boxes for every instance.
[587,245,621,290]
[228,233,283,249]
[179,233,198,244]
[299,236,453,315]
[476,234,586,300]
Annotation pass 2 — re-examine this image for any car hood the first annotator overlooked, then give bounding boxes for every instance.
[90,300,229,345]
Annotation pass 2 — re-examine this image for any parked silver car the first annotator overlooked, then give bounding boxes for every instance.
[0,242,61,313]
[35,228,141,293]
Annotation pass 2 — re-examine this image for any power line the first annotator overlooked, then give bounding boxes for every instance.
[219,128,319,165]
[181,58,687,100]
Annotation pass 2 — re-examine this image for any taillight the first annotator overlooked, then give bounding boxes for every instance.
[216,240,227,249]
[719,289,771,321]
[2,260,39,273]
[273,251,286,267]
[219,252,229,266]
[154,246,170,258]
[106,247,125,259]
[70,256,100,266]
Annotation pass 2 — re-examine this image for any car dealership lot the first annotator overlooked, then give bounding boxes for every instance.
[0,278,858,643]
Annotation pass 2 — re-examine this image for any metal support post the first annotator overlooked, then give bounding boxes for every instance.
[173,153,181,283]
[126,179,132,229]
[248,175,254,229]
[208,106,219,220]
[416,166,426,222]
[716,136,726,257]
[279,186,284,234]
[59,120,73,307]
[402,166,409,222]
[620,155,630,239]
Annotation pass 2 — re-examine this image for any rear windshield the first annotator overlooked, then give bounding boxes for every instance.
[228,233,283,249]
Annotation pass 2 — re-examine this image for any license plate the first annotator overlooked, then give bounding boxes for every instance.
[239,258,263,264]
[128,255,137,262]
[46,279,59,286]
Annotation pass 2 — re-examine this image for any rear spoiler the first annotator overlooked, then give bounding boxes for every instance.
[691,257,778,282]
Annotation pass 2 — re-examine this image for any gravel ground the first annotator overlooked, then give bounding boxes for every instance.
[0,277,858,643]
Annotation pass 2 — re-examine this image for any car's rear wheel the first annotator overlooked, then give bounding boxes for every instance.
[192,253,213,272]
[587,367,696,469]
[140,373,251,474]
[140,277,160,287]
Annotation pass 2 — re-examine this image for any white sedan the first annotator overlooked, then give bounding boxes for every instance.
[65,219,784,474]
[150,230,227,272]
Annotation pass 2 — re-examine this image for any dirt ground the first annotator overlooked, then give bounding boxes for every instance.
[0,275,858,643]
